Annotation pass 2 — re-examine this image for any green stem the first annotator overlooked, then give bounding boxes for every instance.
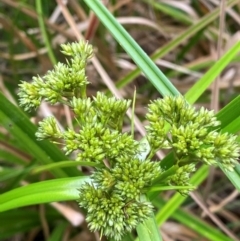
[36,0,57,65]
[147,185,195,192]
[32,160,102,174]
[131,88,136,137]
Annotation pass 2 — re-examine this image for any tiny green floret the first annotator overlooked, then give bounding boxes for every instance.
[35,116,62,140]
[18,76,45,111]
[61,40,94,59]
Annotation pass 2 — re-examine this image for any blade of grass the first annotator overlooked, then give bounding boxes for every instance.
[36,0,56,65]
[221,116,240,134]
[136,213,162,241]
[83,0,180,97]
[0,92,79,178]
[0,165,34,182]
[223,168,240,192]
[0,176,88,212]
[216,95,240,130]
[0,149,26,165]
[47,222,69,241]
[167,55,240,79]
[1,161,38,192]
[144,0,193,25]
[32,160,102,174]
[185,41,240,104]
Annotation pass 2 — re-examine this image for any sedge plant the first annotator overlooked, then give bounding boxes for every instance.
[18,41,239,240]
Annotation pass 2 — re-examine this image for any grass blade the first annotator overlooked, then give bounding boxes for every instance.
[0,176,88,212]
[0,92,79,178]
[32,160,101,174]
[83,0,179,96]
[185,41,240,104]
[136,214,162,241]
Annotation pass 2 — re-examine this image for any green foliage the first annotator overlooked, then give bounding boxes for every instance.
[17,41,240,240]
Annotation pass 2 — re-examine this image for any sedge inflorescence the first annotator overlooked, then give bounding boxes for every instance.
[146,96,239,194]
[18,41,239,240]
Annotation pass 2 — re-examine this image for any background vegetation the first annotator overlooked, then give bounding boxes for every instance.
[0,0,240,241]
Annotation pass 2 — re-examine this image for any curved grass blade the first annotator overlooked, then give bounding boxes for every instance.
[0,92,79,178]
[47,222,69,241]
[0,176,89,212]
[185,41,240,104]
[83,0,180,97]
[136,213,162,241]
[145,0,192,25]
[36,0,56,65]
[216,95,240,130]
[32,160,102,174]
[148,185,195,192]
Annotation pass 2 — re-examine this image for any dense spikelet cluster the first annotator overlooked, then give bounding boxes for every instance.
[18,40,93,112]
[79,183,153,240]
[79,157,160,240]
[168,163,196,195]
[18,41,239,240]
[146,96,240,192]
[18,41,158,240]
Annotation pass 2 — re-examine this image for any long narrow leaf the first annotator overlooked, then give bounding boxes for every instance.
[0,92,79,178]
[0,176,89,212]
[136,214,162,241]
[185,41,240,104]
[83,0,179,97]
[32,160,101,174]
